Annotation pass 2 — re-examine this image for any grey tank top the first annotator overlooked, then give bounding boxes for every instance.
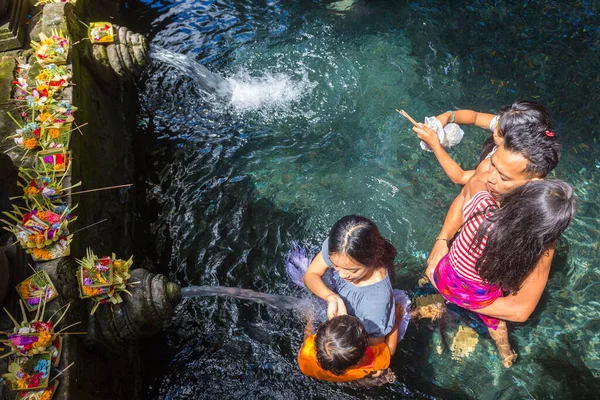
[322,239,396,337]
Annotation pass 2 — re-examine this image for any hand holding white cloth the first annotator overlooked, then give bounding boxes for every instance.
[419,116,464,151]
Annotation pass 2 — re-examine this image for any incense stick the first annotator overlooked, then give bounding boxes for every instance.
[58,184,132,198]
[395,109,420,127]
[69,218,108,235]
[50,362,75,384]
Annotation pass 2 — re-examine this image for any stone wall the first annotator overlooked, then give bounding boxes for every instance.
[0,1,177,399]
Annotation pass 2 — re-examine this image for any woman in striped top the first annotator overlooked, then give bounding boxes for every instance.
[430,177,576,367]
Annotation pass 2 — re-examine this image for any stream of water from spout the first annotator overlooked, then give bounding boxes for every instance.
[181,286,312,311]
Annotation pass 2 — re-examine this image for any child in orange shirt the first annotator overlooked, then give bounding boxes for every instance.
[298,311,404,383]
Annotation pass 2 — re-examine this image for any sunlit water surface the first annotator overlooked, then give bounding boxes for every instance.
[131,0,600,398]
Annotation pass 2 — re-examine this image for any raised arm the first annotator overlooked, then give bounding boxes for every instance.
[473,243,555,323]
[412,123,475,185]
[436,110,497,130]
[303,252,347,319]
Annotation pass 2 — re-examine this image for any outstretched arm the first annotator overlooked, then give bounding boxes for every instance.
[436,110,497,130]
[412,123,475,185]
[474,243,555,323]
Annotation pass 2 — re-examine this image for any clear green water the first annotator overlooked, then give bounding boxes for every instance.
[131,0,600,398]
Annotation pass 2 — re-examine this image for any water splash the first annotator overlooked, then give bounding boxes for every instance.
[149,47,316,115]
[227,69,317,112]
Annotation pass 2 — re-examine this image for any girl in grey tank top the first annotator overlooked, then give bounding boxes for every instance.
[303,215,397,339]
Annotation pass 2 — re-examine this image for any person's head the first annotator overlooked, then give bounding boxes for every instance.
[328,215,397,283]
[474,180,576,294]
[480,100,559,165]
[493,100,553,147]
[315,315,368,375]
[486,128,561,198]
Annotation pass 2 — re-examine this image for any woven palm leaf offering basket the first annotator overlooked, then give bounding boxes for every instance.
[88,22,114,43]
[1,203,76,261]
[76,249,136,314]
[30,31,70,66]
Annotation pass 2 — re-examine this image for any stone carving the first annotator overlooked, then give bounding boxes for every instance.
[93,24,149,80]
[0,0,30,51]
[87,268,181,350]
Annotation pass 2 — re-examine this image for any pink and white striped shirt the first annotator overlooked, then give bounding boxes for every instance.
[448,191,498,283]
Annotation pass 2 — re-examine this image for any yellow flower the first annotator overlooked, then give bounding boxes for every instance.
[82,286,103,296]
[48,128,60,139]
[17,282,30,299]
[16,379,28,389]
[40,390,54,400]
[36,71,50,81]
[35,330,53,348]
[39,112,53,122]
[23,138,38,149]
[31,248,51,260]
[24,186,41,196]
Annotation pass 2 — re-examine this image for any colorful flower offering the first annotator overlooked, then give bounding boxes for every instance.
[17,382,58,400]
[76,249,135,314]
[3,353,52,391]
[31,31,70,66]
[88,22,114,43]
[12,63,30,100]
[37,101,77,130]
[35,64,72,94]
[1,203,76,258]
[34,148,71,176]
[78,248,114,289]
[16,271,58,312]
[1,298,78,394]
[9,122,42,151]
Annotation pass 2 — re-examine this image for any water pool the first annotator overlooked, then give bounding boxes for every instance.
[130,0,600,398]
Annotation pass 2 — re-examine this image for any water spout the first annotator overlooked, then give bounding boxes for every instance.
[150,47,233,101]
[181,285,311,311]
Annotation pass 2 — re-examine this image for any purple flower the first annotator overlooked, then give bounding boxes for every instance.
[43,155,54,164]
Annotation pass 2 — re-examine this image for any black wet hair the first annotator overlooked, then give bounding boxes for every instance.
[315,315,369,375]
[328,215,397,280]
[472,180,576,294]
[479,100,561,177]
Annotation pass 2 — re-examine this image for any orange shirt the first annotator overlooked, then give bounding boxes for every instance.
[297,334,391,382]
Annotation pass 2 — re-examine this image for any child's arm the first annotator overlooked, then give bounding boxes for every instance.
[303,252,348,319]
[472,243,555,323]
[412,123,475,185]
[436,110,497,130]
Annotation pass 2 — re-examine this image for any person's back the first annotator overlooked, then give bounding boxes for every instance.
[433,179,576,366]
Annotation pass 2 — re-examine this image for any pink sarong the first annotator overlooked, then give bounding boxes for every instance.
[433,254,502,330]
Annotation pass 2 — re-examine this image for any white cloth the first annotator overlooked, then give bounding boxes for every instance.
[420,116,465,151]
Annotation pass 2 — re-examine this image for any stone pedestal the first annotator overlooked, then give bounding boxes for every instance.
[0,0,29,52]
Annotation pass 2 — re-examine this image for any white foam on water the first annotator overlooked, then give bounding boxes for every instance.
[227,70,316,114]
